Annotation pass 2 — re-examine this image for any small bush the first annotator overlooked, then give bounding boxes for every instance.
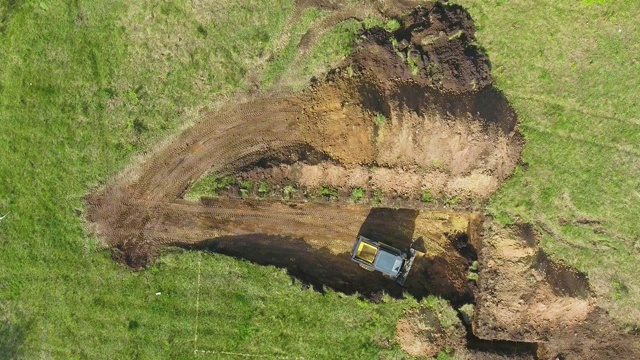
[351,187,365,202]
[240,180,253,198]
[372,189,384,205]
[385,19,401,32]
[421,189,433,203]
[283,184,296,199]
[257,181,269,196]
[459,303,474,325]
[320,186,338,198]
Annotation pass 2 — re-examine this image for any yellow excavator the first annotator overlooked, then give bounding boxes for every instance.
[350,235,416,285]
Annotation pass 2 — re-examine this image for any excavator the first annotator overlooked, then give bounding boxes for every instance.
[350,235,416,285]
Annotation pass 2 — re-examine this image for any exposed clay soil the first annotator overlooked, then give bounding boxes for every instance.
[396,306,466,358]
[85,2,639,359]
[474,223,640,360]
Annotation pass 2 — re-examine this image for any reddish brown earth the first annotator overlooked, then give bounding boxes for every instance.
[85,2,640,359]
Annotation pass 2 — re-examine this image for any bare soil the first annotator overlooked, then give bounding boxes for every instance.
[85,2,639,359]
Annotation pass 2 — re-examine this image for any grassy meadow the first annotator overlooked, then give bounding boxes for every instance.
[0,0,422,358]
[456,0,640,327]
[1,0,639,358]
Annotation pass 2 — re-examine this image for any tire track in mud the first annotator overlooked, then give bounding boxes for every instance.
[132,99,304,201]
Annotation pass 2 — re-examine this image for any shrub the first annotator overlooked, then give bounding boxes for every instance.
[421,189,433,203]
[351,187,365,202]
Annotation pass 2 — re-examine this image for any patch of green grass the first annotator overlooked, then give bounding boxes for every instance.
[0,0,418,357]
[455,0,640,322]
[261,6,325,89]
[421,189,433,203]
[267,15,401,91]
[435,347,456,360]
[611,280,629,301]
[406,48,420,76]
[257,181,269,196]
[351,187,366,203]
[189,253,414,358]
[374,112,387,126]
[384,19,401,32]
[362,17,401,32]
[299,19,363,82]
[362,17,385,30]
[282,184,296,200]
[185,174,235,201]
[240,180,254,198]
[372,189,384,206]
[445,196,461,206]
[320,185,338,199]
[421,296,461,330]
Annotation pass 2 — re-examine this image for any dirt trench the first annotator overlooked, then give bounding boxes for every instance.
[85,2,640,359]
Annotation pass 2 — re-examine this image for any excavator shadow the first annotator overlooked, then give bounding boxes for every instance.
[177,207,477,303]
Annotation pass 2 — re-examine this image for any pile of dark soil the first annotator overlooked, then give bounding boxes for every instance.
[356,2,491,92]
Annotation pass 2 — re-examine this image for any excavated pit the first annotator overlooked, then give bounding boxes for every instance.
[176,208,478,303]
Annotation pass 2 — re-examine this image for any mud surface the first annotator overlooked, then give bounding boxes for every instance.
[85,2,639,359]
[474,223,640,359]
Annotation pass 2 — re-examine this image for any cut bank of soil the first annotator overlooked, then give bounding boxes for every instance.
[85,2,639,359]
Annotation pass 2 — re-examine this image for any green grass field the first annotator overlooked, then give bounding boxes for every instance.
[456,0,640,327]
[1,0,639,357]
[0,1,421,358]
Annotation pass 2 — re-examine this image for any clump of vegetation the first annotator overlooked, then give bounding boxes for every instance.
[374,113,387,126]
[185,174,236,201]
[421,296,460,330]
[612,280,629,301]
[361,17,401,32]
[346,65,355,77]
[283,184,296,200]
[421,189,433,203]
[459,303,475,325]
[405,47,420,76]
[435,347,455,360]
[257,181,270,197]
[445,196,461,206]
[384,19,401,32]
[240,180,254,198]
[467,260,479,282]
[350,187,365,202]
[372,189,384,206]
[320,185,339,199]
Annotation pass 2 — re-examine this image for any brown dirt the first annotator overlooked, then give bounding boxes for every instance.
[84,2,639,359]
[474,223,593,342]
[396,306,463,358]
[474,223,640,359]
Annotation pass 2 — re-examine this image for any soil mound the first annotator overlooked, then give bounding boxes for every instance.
[297,4,523,199]
[358,2,491,92]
